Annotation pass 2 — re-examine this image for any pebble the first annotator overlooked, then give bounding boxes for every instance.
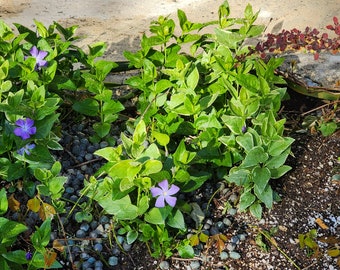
[80,223,90,232]
[223,217,232,226]
[108,256,118,266]
[190,261,201,270]
[76,229,86,238]
[159,261,170,270]
[229,251,241,259]
[220,251,229,260]
[226,243,236,251]
[94,243,103,252]
[229,194,238,203]
[227,208,237,216]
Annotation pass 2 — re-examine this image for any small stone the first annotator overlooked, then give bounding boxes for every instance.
[229,251,241,259]
[226,243,236,251]
[190,261,201,270]
[76,229,86,238]
[229,194,238,203]
[88,257,96,265]
[99,216,110,224]
[85,153,93,161]
[94,243,103,252]
[220,251,229,260]
[223,217,232,226]
[238,234,246,241]
[203,223,211,230]
[100,141,109,148]
[227,208,237,216]
[216,221,224,230]
[95,224,105,236]
[80,223,90,232]
[159,261,170,270]
[123,242,132,251]
[80,252,90,260]
[209,226,219,235]
[108,256,118,266]
[231,235,240,244]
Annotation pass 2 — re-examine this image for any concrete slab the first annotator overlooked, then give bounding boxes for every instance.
[0,0,339,61]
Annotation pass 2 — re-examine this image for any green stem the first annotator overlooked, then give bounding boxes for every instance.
[259,228,301,270]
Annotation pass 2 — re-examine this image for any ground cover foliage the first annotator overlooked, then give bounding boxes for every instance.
[0,1,338,269]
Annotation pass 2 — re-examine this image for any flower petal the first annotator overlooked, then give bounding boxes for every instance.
[30,46,38,57]
[38,51,48,59]
[158,179,169,192]
[25,118,35,127]
[15,119,25,127]
[165,195,177,207]
[167,184,180,195]
[155,196,165,208]
[150,187,163,197]
[28,126,36,135]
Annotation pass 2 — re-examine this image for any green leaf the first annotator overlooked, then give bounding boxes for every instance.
[75,211,93,223]
[249,201,262,219]
[186,67,199,90]
[253,166,271,194]
[239,191,256,212]
[236,133,254,152]
[141,160,163,176]
[270,165,292,179]
[0,188,8,215]
[177,244,195,258]
[72,98,99,116]
[221,115,245,134]
[0,257,10,270]
[2,250,28,264]
[241,146,268,168]
[154,79,172,94]
[93,122,111,138]
[226,168,250,186]
[127,230,138,244]
[108,159,141,180]
[133,120,147,145]
[254,185,273,209]
[31,218,51,252]
[319,121,337,136]
[167,209,185,230]
[265,148,290,169]
[137,195,149,216]
[94,145,122,162]
[152,131,170,147]
[215,28,244,49]
[0,217,27,246]
[173,140,196,165]
[145,207,168,225]
[268,137,294,156]
[99,195,138,220]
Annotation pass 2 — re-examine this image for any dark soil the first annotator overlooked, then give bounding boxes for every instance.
[117,89,340,270]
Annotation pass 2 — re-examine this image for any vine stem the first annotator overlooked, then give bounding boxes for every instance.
[256,226,301,270]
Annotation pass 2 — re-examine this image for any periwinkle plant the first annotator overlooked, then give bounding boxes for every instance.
[85,0,294,259]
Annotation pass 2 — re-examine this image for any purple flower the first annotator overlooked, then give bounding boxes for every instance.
[25,251,33,260]
[241,124,247,133]
[29,46,48,69]
[14,118,36,140]
[17,143,36,155]
[150,179,180,208]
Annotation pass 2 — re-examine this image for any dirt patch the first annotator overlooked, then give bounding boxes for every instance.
[0,0,29,15]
